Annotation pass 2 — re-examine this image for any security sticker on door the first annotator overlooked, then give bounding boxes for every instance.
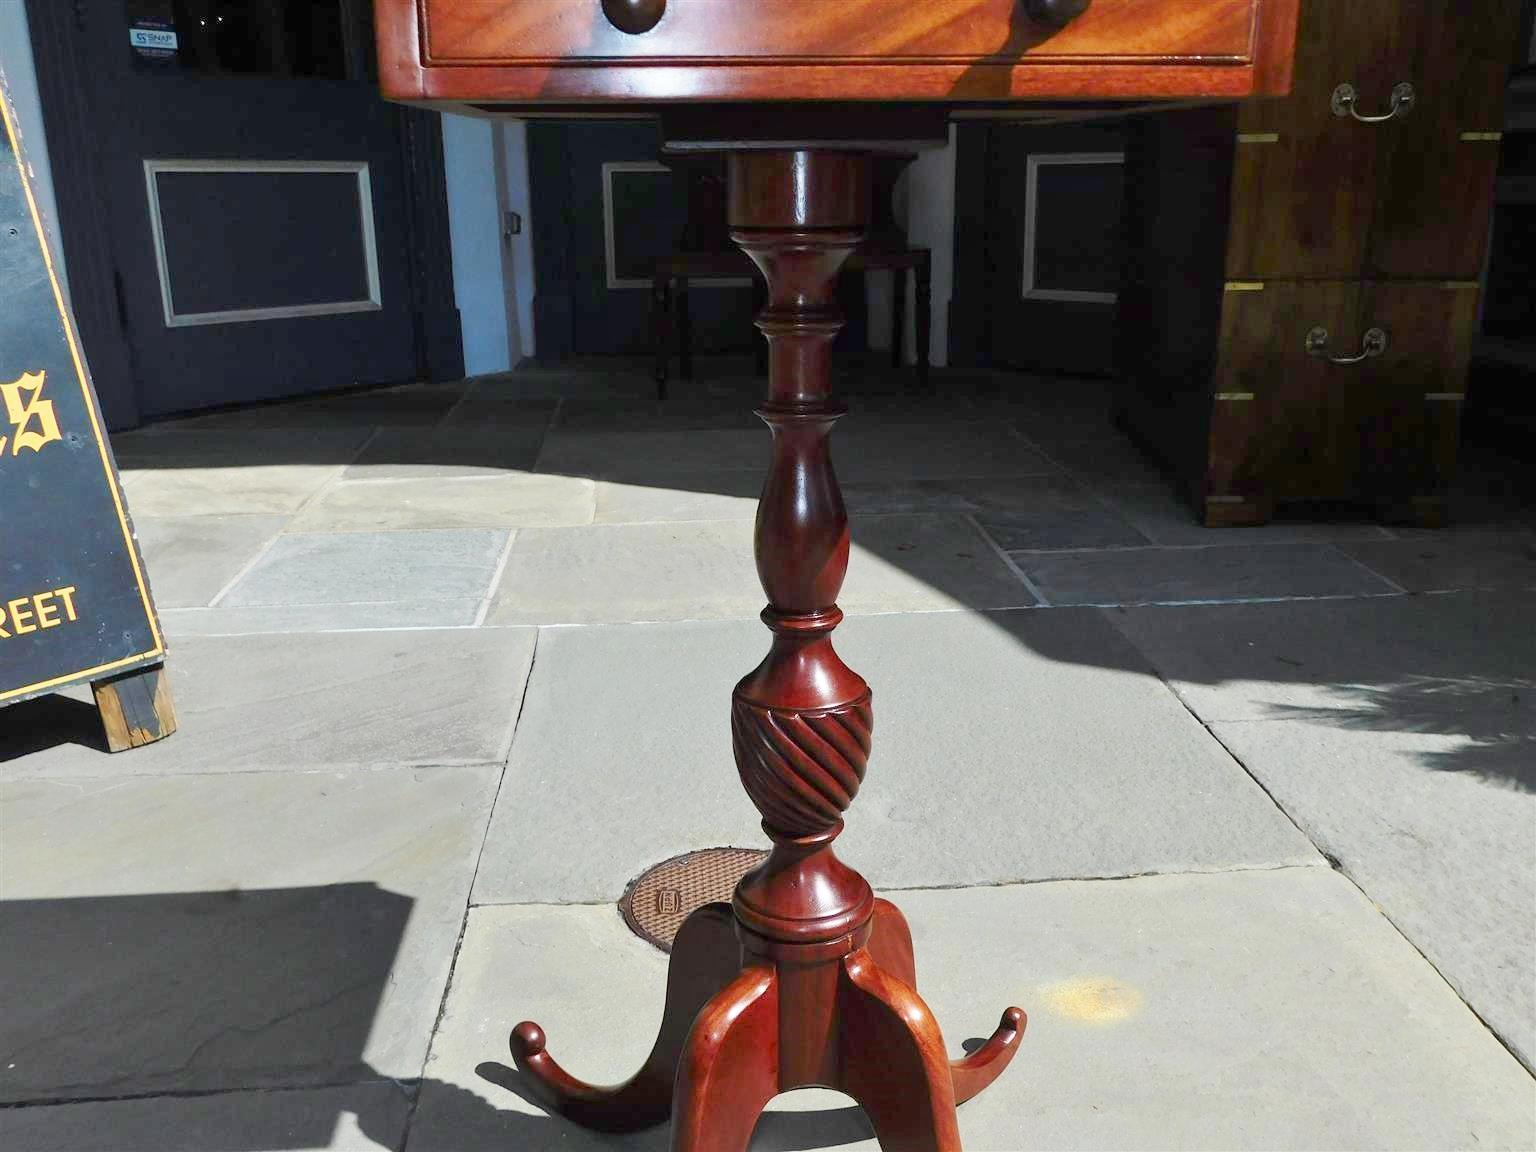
[129,22,179,61]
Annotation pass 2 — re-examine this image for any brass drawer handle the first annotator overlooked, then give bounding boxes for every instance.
[1332,82,1416,123]
[1306,327,1389,364]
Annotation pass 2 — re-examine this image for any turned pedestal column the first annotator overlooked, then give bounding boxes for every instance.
[509,148,1024,1152]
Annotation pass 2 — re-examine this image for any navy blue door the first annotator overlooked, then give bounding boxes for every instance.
[76,0,422,418]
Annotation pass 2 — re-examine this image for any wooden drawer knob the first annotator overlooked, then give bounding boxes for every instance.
[1023,0,1092,26]
[601,0,665,35]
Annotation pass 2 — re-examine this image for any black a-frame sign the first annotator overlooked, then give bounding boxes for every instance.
[2,67,175,750]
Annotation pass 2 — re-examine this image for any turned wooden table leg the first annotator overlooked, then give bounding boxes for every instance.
[503,148,1023,1151]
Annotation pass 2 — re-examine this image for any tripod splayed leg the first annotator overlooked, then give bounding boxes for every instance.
[507,147,1024,1151]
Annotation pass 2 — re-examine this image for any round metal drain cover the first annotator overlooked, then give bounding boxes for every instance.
[620,847,767,952]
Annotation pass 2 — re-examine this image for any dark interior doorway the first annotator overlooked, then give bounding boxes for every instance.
[26,0,461,429]
[952,120,1128,378]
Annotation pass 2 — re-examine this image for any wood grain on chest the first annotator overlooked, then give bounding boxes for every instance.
[378,0,1300,105]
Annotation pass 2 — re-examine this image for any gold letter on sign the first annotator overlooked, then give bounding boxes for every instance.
[0,371,63,456]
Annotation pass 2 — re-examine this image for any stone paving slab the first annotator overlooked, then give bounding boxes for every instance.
[409,869,1535,1151]
[1104,591,1536,726]
[1094,483,1396,547]
[535,423,1053,487]
[3,628,535,775]
[0,766,499,1101]
[222,529,510,607]
[159,600,485,636]
[1338,531,1536,592]
[833,422,1058,483]
[436,386,561,430]
[0,1083,411,1151]
[472,610,1316,905]
[343,427,550,479]
[536,428,766,479]
[487,515,1031,626]
[157,382,466,429]
[843,514,1037,613]
[119,461,344,516]
[964,477,1152,551]
[288,476,594,532]
[553,393,763,432]
[593,471,762,524]
[579,473,1150,545]
[488,519,762,625]
[1019,542,1400,606]
[1020,432,1165,485]
[111,426,375,462]
[1213,719,1536,1073]
[133,514,287,608]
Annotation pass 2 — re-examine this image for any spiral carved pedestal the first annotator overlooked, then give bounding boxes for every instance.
[509,148,1024,1151]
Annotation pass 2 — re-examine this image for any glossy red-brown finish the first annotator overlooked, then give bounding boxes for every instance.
[509,901,741,1130]
[505,149,1024,1149]
[869,896,920,989]
[376,0,1301,107]
[377,5,1307,1143]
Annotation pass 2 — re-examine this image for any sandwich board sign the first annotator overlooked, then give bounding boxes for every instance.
[1,68,175,749]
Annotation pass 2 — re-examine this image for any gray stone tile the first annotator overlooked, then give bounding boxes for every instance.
[1023,432,1164,485]
[842,514,1036,613]
[160,601,483,636]
[288,476,593,532]
[962,477,1151,551]
[472,611,1316,905]
[134,514,287,608]
[469,366,656,402]
[223,529,509,607]
[412,870,1535,1151]
[536,428,766,479]
[436,386,560,430]
[554,394,763,432]
[407,903,875,1152]
[119,462,343,516]
[343,427,548,479]
[0,766,499,1099]
[112,426,374,464]
[834,422,1058,483]
[486,515,1030,626]
[1339,531,1536,593]
[1098,482,1397,547]
[165,382,465,429]
[1019,542,1400,606]
[592,472,1121,530]
[1213,719,1536,1074]
[1104,591,1536,727]
[0,1083,411,1151]
[3,628,535,775]
[841,475,1123,529]
[536,422,1054,487]
[594,472,762,524]
[487,519,762,625]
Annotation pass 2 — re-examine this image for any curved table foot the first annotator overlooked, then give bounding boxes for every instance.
[671,965,779,1152]
[838,949,963,1152]
[508,901,740,1132]
[951,1006,1027,1105]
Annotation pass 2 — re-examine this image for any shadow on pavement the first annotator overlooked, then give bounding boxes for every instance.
[0,882,885,1150]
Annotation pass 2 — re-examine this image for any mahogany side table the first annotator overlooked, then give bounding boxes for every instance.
[374,2,1301,1147]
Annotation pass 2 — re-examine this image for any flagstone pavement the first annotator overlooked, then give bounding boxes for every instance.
[3,365,1534,1151]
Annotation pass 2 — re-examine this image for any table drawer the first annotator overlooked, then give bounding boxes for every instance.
[421,0,1258,66]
